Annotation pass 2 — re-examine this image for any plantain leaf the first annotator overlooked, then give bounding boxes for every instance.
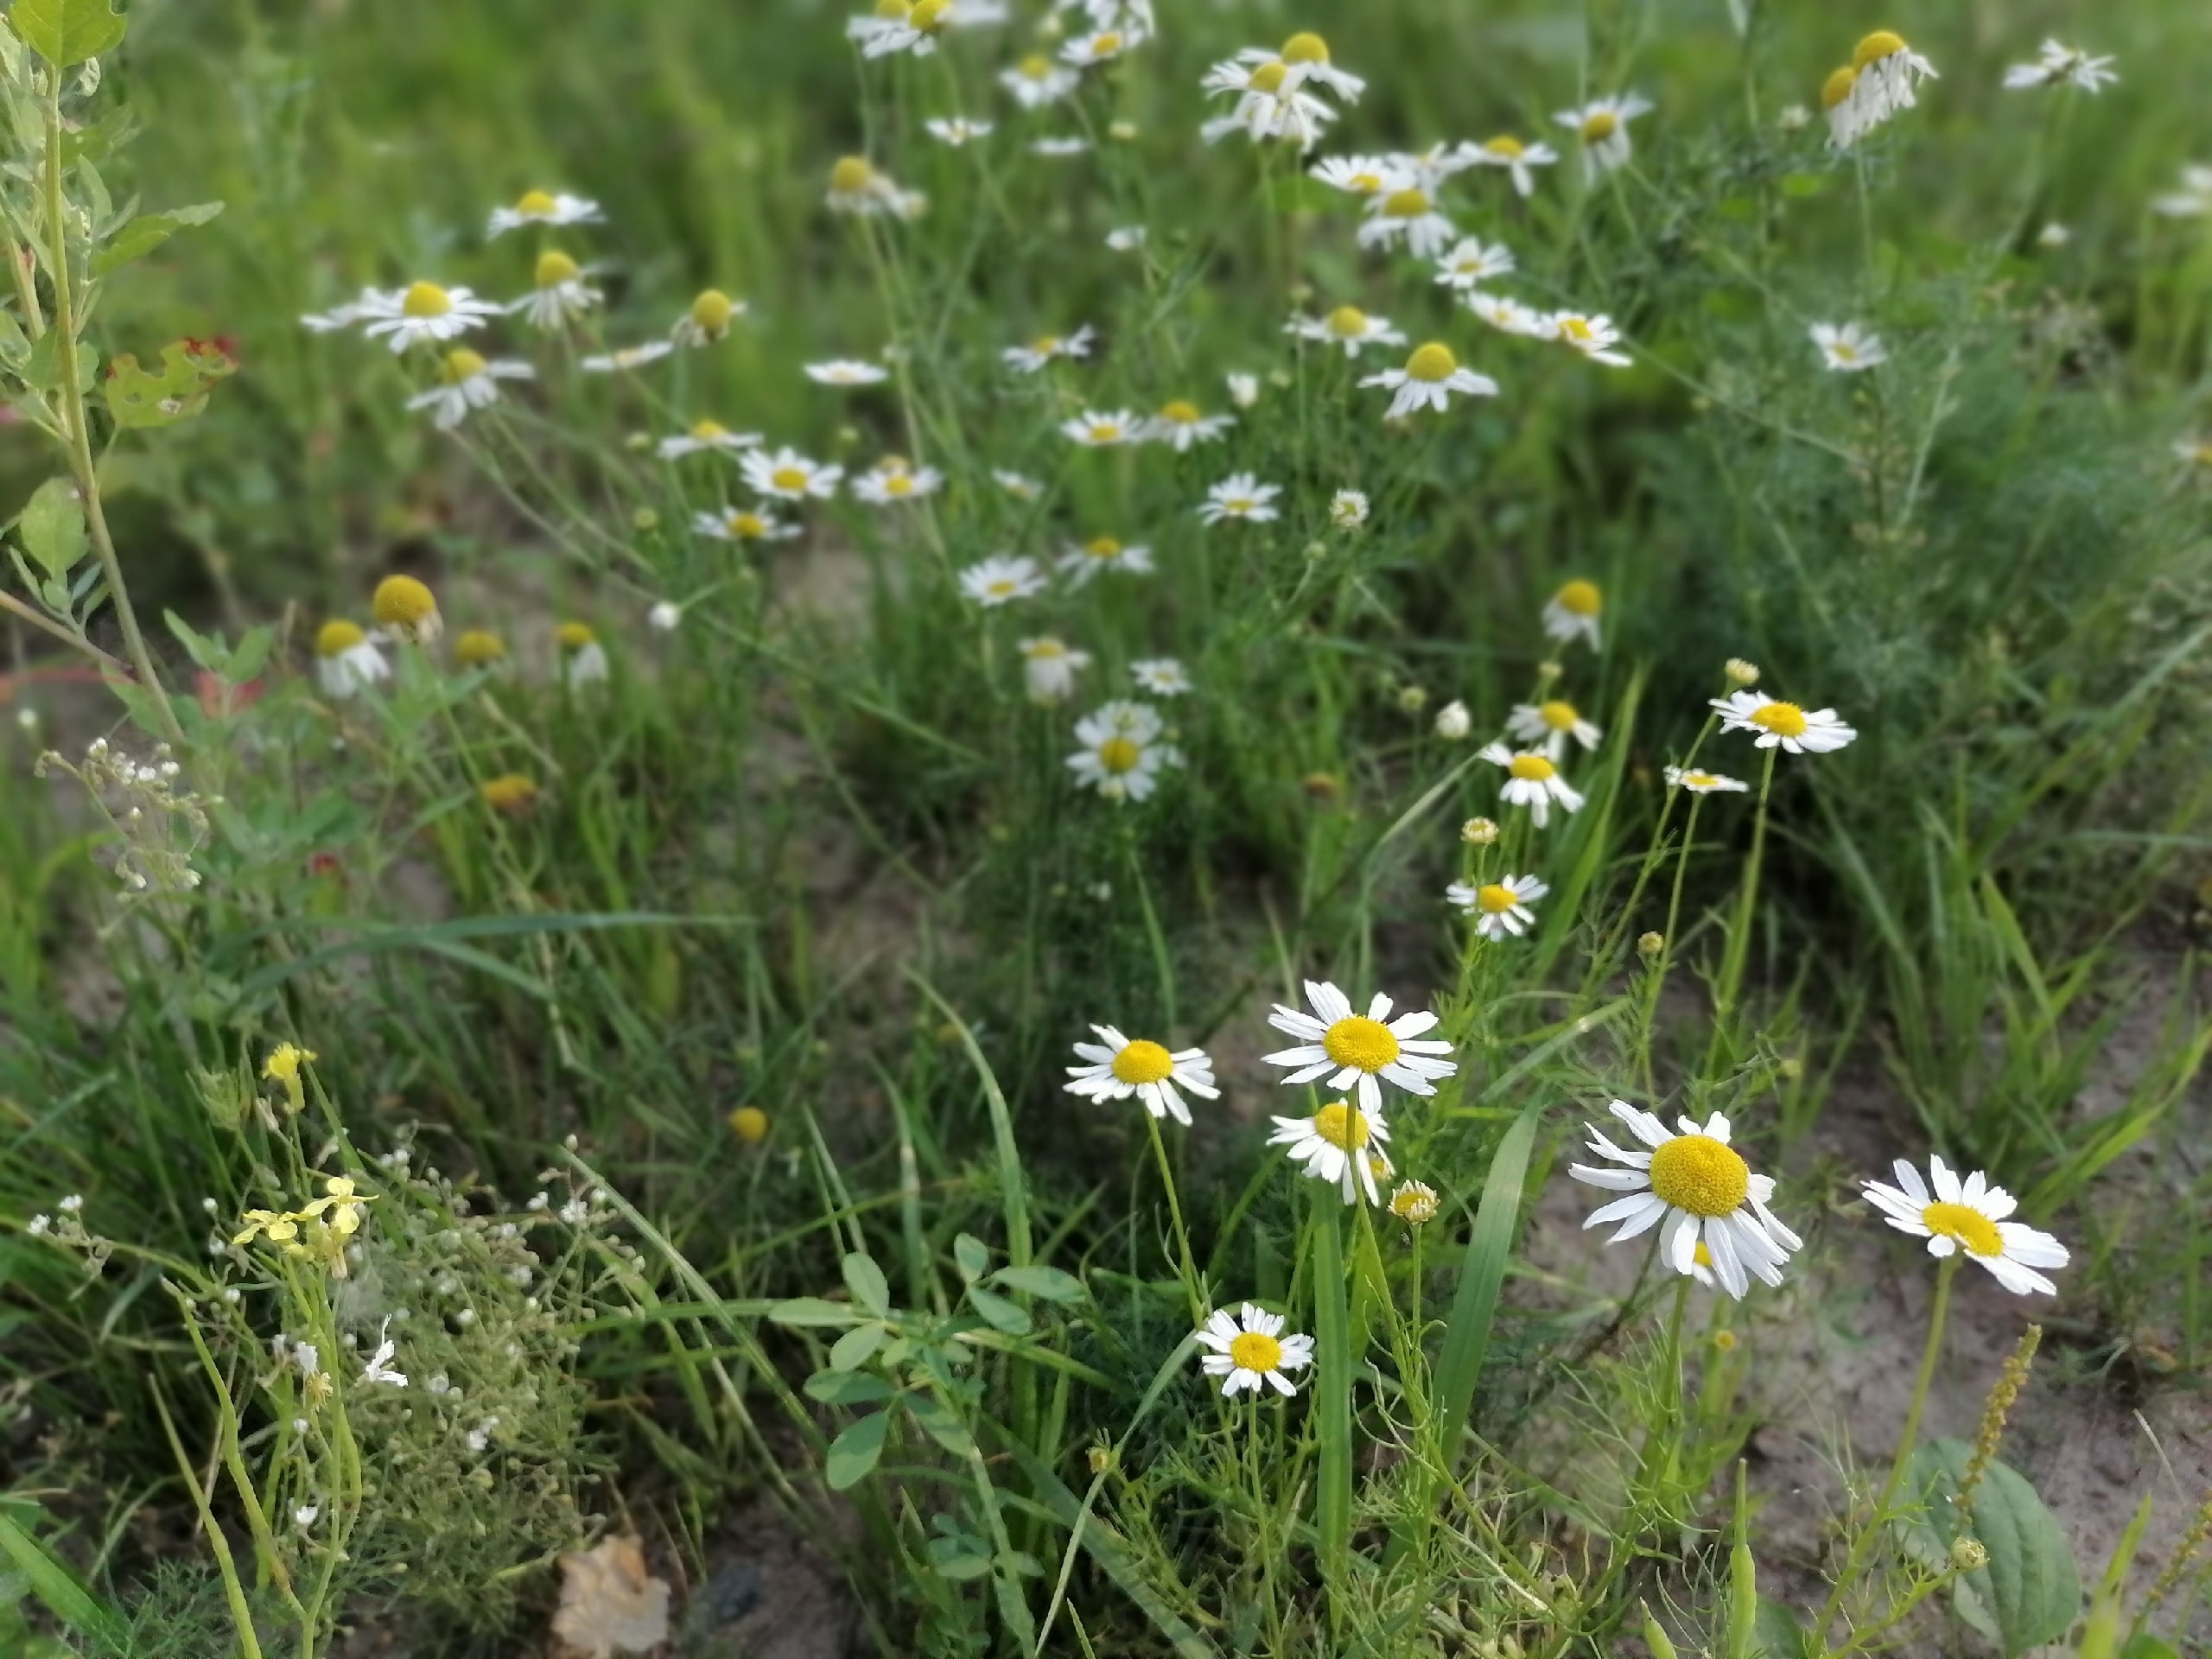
[10,0,124,67]
[1905,1439,2080,1657]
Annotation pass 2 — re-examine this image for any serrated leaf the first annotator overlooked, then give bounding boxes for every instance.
[1906,1439,2081,1657]
[766,1296,863,1329]
[16,477,83,578]
[804,1369,893,1406]
[841,1251,892,1319]
[104,339,236,429]
[10,0,124,67]
[91,201,223,278]
[904,1392,975,1457]
[824,1410,889,1491]
[953,1232,990,1284]
[991,1265,1085,1303]
[965,1284,1031,1335]
[829,1321,887,1373]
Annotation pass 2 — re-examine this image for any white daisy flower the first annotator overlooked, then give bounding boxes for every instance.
[1265,31,1364,102]
[1542,579,1604,649]
[1469,292,1549,338]
[1360,342,1500,420]
[1826,33,1938,150]
[1330,489,1370,530]
[925,116,995,146]
[1446,873,1549,940]
[1555,95,1653,180]
[805,359,891,386]
[1568,1103,1802,1300]
[301,287,398,333]
[993,469,1044,500]
[1263,980,1457,1117]
[1130,658,1191,696]
[1267,1099,1395,1206]
[825,156,906,216]
[1066,699,1181,801]
[1059,535,1154,583]
[693,506,800,544]
[856,0,957,58]
[1062,409,1142,448]
[2152,164,2212,219]
[580,341,676,373]
[1105,225,1147,251]
[1810,321,1886,372]
[508,251,602,330]
[1199,57,1336,150]
[358,282,504,353]
[1064,1024,1217,1125]
[742,448,843,502]
[1357,184,1457,258]
[315,620,389,699]
[1195,1304,1314,1398]
[1146,399,1234,449]
[1030,137,1090,158]
[1004,326,1096,374]
[1225,372,1262,409]
[1386,143,1478,197]
[1020,637,1091,703]
[671,289,747,347]
[1002,52,1080,108]
[854,463,944,505]
[404,349,533,431]
[1478,741,1586,827]
[1198,474,1281,525]
[1288,305,1407,358]
[1664,766,1750,793]
[1435,237,1516,291]
[1506,699,1603,760]
[1062,26,1143,68]
[1309,155,1398,199]
[649,602,683,632]
[486,190,601,237]
[658,418,761,460]
[959,554,1047,607]
[1465,134,1559,196]
[2003,41,2116,93]
[1548,312,1632,367]
[359,1318,409,1386]
[1709,690,1858,754]
[1860,1155,2070,1296]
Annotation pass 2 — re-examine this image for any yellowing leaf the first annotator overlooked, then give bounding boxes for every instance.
[103,339,236,430]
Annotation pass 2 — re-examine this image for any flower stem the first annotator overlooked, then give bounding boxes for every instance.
[1145,1114,1205,1326]
[1708,744,1779,1063]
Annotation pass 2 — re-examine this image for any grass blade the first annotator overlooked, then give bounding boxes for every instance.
[1433,1102,1541,1466]
[1310,1198,1352,1585]
[0,1508,127,1652]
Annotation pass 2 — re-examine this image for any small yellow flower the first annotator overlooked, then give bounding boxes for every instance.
[728,1105,771,1145]
[481,773,540,814]
[233,1209,300,1248]
[297,1175,372,1240]
[262,1043,316,1113]
[372,575,442,642]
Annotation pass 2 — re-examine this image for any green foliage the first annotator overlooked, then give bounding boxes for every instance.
[1904,1438,2083,1656]
[8,0,123,67]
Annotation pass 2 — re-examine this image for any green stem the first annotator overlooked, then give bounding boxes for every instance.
[1709,745,1780,1061]
[1309,1195,1353,1597]
[1144,1115,1205,1326]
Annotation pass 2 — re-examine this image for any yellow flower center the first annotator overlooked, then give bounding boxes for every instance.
[1096,735,1142,774]
[517,189,559,216]
[729,512,768,538]
[1853,29,1907,70]
[1090,31,1122,55]
[1030,335,1061,356]
[1681,771,1721,788]
[455,629,505,665]
[691,418,728,441]
[1344,169,1383,193]
[988,580,1018,597]
[1382,187,1431,218]
[1749,701,1808,738]
[316,620,365,657]
[691,289,736,332]
[1249,60,1288,93]
[1484,135,1524,159]
[1025,639,1066,660]
[372,575,436,626]
[1311,1100,1373,1149]
[557,621,596,650]
[1020,53,1052,79]
[1476,882,1519,916]
[1160,399,1201,423]
[442,348,487,383]
[1406,342,1458,383]
[535,250,580,288]
[1831,340,1859,362]
[729,1105,772,1143]
[1559,315,1596,344]
[1391,1185,1437,1222]
[1821,65,1859,109]
[772,467,809,492]
[1088,422,1122,442]
[1580,111,1619,143]
[909,0,948,29]
[1281,30,1329,64]
[1325,305,1369,338]
[1556,579,1601,617]
[1085,537,1122,560]
[883,474,915,496]
[1539,700,1579,731]
[1229,1331,1284,1373]
[1111,1039,1175,1084]
[1321,1016,1399,1075]
[1922,1201,2004,1258]
[400,281,453,319]
[1647,1134,1750,1218]
[830,156,874,194]
[1508,753,1555,781]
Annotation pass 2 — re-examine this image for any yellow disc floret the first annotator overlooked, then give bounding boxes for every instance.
[1922,1201,2003,1257]
[516,189,558,217]
[1321,1017,1399,1074]
[480,773,539,812]
[372,575,438,630]
[1097,735,1141,774]
[1821,66,1859,109]
[1556,579,1602,616]
[1580,110,1619,143]
[1249,60,1288,94]
[772,465,809,492]
[1853,29,1907,70]
[1406,342,1458,383]
[1085,537,1122,560]
[1110,1039,1175,1085]
[556,621,596,651]
[1160,399,1201,424]
[400,281,452,319]
[690,289,735,334]
[535,250,580,287]
[1749,701,1808,739]
[1325,305,1370,339]
[1647,1134,1751,1218]
[1230,1331,1284,1373]
[830,157,874,195]
[1281,31,1330,64]
[728,1105,772,1144]
[441,348,487,384]
[1311,1100,1373,1150]
[454,629,506,666]
[691,418,728,441]
[1484,136,1525,159]
[1382,186,1431,218]
[316,620,365,658]
[1476,883,1520,915]
[1539,700,1579,731]
[909,0,949,28]
[1509,753,1556,782]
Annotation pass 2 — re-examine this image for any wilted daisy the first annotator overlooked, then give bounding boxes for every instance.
[2152,165,2212,219]
[1268,29,1363,100]
[658,418,760,460]
[1506,699,1603,760]
[1810,321,1886,372]
[1199,56,1336,150]
[1004,326,1096,374]
[1268,1099,1394,1205]
[1310,155,1398,198]
[1446,873,1549,941]
[805,359,890,387]
[2003,40,2117,92]
[1289,305,1406,359]
[1062,25,1144,68]
[486,189,601,237]
[1147,399,1234,450]
[1060,535,1154,583]
[672,289,746,347]
[372,575,442,645]
[1330,489,1370,530]
[557,622,609,690]
[1357,183,1457,258]
[1389,1180,1440,1225]
[315,621,389,699]
[824,156,903,216]
[741,448,843,502]
[1130,658,1192,696]
[1064,1024,1217,1125]
[1264,980,1457,1116]
[993,469,1044,501]
[925,116,995,146]
[1196,1305,1314,1397]
[508,251,601,330]
[1478,742,1586,826]
[1555,95,1653,180]
[1466,134,1559,196]
[1066,699,1180,801]
[1664,766,1750,793]
[1469,292,1549,338]
[580,341,675,373]
[1860,1155,2070,1296]
[1062,409,1142,448]
[1435,237,1516,291]
[1547,312,1631,367]
[405,349,533,431]
[959,555,1047,607]
[1542,579,1604,650]
[1568,1103,1802,1300]
[359,282,503,353]
[854,461,944,505]
[694,505,799,544]
[1019,637,1091,703]
[1826,31,1938,150]
[1360,342,1499,420]
[1710,690,1858,754]
[1198,474,1281,525]
[1002,52,1079,107]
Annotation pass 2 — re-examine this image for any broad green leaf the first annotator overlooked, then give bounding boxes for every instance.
[905,1392,976,1457]
[9,0,124,67]
[104,339,236,429]
[1906,1439,2080,1657]
[803,1370,893,1407]
[16,478,84,578]
[824,1409,889,1491]
[767,1296,863,1329]
[828,1321,886,1373]
[841,1251,891,1319]
[990,1264,1084,1303]
[965,1285,1031,1335]
[91,201,222,277]
[953,1232,990,1283]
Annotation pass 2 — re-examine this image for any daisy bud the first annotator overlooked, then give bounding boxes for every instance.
[1638,931,1664,959]
[1396,685,1429,714]
[1726,658,1760,686]
[454,629,505,668]
[633,508,660,531]
[1461,817,1499,846]
[1434,700,1471,741]
[1301,772,1341,800]
[1087,1445,1113,1474]
[1108,120,1137,143]
[648,602,682,632]
[1389,1180,1440,1225]
[728,1106,770,1145]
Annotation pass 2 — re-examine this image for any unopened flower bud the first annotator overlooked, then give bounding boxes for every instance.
[1638,931,1664,959]
[1726,658,1760,686]
[1396,684,1429,714]
[1461,817,1498,846]
[1433,699,1471,740]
